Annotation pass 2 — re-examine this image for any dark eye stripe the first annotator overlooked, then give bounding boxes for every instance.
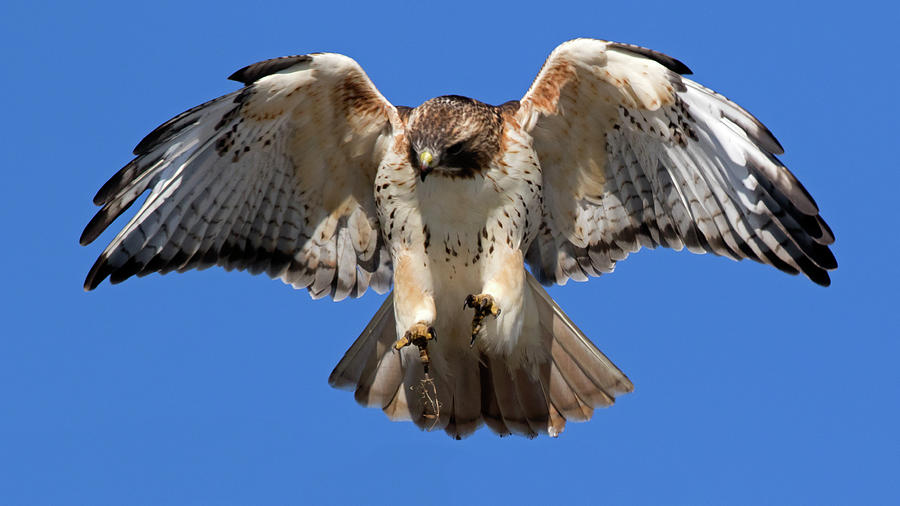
[443,148,482,172]
[447,142,465,156]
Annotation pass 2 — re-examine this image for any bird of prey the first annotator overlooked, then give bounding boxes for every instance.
[81,38,836,439]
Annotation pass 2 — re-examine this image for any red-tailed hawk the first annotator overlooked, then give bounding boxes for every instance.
[81,39,836,438]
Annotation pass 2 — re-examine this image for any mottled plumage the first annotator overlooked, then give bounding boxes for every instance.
[82,39,835,439]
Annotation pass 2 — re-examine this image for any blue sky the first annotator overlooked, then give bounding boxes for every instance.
[2,1,897,504]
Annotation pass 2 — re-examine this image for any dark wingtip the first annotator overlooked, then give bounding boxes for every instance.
[79,223,99,247]
[92,160,138,205]
[134,120,181,155]
[606,41,693,75]
[663,57,692,76]
[83,255,109,291]
[80,205,115,246]
[809,269,831,287]
[227,54,313,85]
[815,246,838,271]
[819,218,835,244]
[762,124,785,155]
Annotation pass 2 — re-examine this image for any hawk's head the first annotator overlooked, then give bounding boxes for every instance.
[407,95,504,181]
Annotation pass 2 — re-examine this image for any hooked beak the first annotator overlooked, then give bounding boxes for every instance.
[418,150,434,181]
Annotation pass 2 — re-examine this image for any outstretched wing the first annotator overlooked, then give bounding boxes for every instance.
[519,39,836,286]
[82,53,400,300]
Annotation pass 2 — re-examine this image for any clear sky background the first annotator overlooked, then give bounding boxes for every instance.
[2,1,897,504]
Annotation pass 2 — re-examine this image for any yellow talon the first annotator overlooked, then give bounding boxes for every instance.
[465,294,501,346]
[393,322,436,373]
[393,335,411,351]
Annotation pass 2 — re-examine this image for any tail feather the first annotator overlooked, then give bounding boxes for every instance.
[329,296,402,409]
[486,357,534,436]
[356,350,404,409]
[444,353,483,438]
[513,365,551,437]
[546,359,594,422]
[547,403,567,438]
[550,344,615,408]
[479,360,511,436]
[383,379,413,421]
[328,273,634,438]
[529,274,634,399]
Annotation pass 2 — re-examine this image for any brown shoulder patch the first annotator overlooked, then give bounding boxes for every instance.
[340,73,388,120]
[527,58,576,114]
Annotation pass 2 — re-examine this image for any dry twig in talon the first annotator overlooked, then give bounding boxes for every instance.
[416,376,442,430]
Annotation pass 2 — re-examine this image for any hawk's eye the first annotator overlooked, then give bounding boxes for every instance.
[446,142,465,156]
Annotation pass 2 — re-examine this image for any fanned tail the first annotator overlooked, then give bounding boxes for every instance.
[328,273,633,438]
[525,273,633,436]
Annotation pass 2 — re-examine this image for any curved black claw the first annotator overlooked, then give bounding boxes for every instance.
[464,294,501,346]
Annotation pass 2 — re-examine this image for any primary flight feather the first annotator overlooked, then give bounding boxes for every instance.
[82,39,835,438]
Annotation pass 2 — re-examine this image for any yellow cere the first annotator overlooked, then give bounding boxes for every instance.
[419,150,433,167]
